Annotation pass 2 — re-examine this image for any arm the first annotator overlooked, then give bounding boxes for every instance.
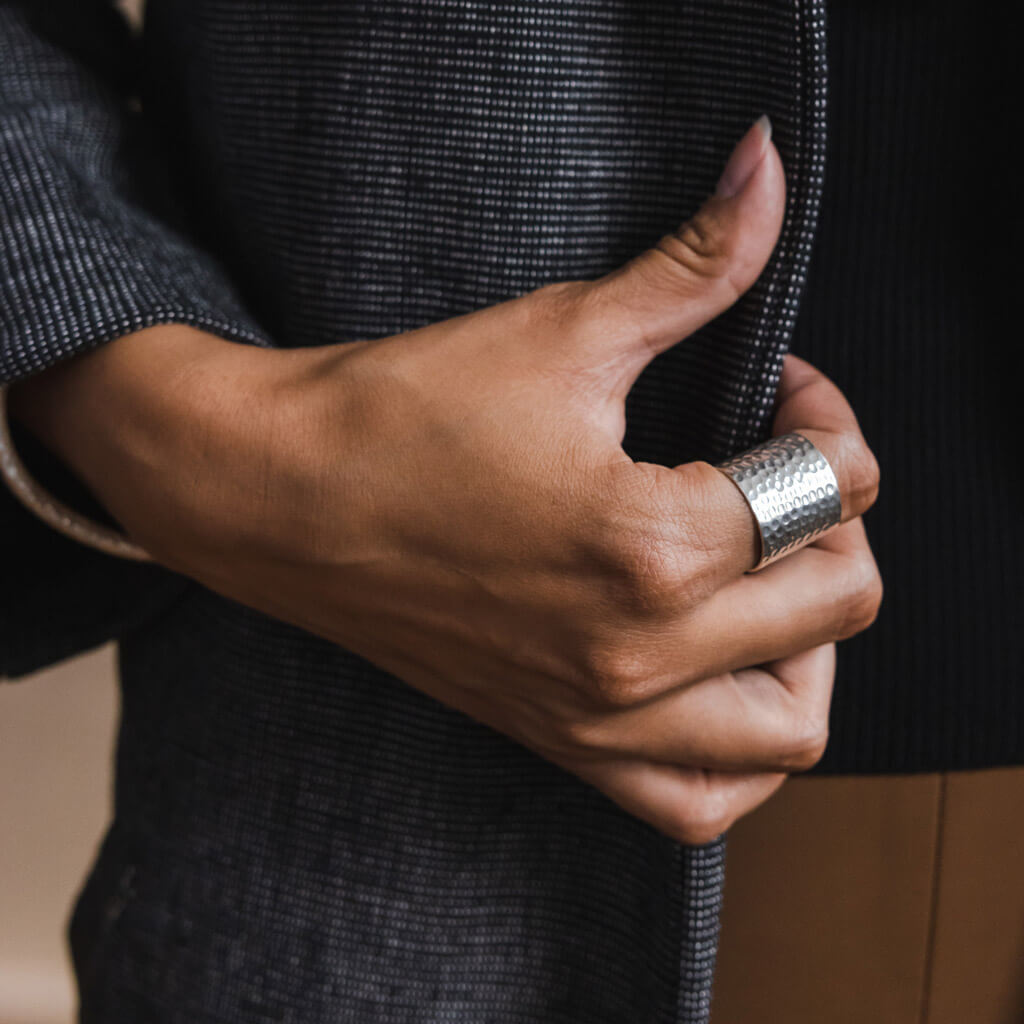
[0,0,269,674]
[10,119,883,842]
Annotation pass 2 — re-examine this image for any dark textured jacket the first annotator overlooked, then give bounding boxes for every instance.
[0,1,826,1020]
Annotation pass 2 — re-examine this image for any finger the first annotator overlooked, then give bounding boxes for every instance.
[675,518,882,682]
[563,116,786,401]
[637,361,880,589]
[771,353,881,518]
[572,643,836,774]
[571,755,787,846]
[566,519,875,707]
[773,352,859,433]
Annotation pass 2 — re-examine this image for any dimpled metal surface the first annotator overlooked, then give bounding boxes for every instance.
[716,432,841,570]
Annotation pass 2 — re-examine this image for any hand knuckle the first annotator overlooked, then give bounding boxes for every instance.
[861,565,885,630]
[587,521,687,623]
[669,795,731,846]
[837,431,880,513]
[653,214,741,304]
[614,533,688,617]
[580,641,653,709]
[838,555,884,638]
[593,466,711,618]
[778,717,830,771]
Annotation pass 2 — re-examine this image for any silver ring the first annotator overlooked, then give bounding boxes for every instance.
[715,432,841,572]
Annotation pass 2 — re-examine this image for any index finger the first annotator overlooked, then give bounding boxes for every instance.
[666,354,880,587]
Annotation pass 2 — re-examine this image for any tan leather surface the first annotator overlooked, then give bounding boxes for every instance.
[927,771,1024,1024]
[713,770,1024,1024]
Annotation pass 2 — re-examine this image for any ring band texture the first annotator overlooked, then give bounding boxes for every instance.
[715,432,841,571]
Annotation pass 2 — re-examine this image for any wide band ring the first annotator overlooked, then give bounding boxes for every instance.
[714,432,841,572]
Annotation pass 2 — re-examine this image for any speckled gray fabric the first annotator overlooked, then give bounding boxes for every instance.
[0,1,827,1020]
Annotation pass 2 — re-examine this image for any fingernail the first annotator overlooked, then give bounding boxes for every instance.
[714,114,772,199]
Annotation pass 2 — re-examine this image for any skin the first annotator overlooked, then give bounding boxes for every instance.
[11,118,881,845]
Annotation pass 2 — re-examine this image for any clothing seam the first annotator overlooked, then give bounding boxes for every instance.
[677,1,828,1019]
[728,0,828,453]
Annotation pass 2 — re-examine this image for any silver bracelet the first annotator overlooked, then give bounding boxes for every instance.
[0,385,152,562]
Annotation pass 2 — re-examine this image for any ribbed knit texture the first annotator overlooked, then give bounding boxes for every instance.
[1,1,827,1020]
[797,0,1022,773]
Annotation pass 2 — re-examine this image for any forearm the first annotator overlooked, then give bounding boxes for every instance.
[11,325,226,458]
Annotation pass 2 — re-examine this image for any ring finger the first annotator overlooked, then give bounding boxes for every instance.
[571,642,836,773]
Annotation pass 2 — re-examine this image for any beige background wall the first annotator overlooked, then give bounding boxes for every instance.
[0,649,118,1024]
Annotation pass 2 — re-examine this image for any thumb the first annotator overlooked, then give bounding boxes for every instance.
[582,115,786,399]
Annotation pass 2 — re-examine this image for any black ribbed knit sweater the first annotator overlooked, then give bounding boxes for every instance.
[799,0,1022,773]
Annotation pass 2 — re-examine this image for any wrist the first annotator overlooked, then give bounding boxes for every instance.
[10,325,259,459]
[7,326,288,564]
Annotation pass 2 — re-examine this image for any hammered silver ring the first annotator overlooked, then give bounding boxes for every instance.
[715,432,842,572]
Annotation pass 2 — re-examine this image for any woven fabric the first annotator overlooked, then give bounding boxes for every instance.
[1,1,827,1020]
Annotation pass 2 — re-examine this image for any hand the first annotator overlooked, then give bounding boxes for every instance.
[13,117,881,844]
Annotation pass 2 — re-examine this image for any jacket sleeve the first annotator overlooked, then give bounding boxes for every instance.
[0,1,272,677]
